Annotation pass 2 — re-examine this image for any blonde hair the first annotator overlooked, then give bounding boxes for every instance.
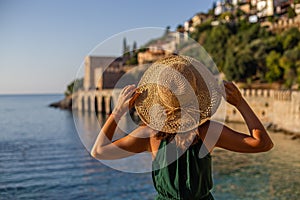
[155,128,201,149]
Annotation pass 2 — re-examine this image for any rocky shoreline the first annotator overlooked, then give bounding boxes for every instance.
[49,95,72,110]
[267,123,300,140]
[226,120,300,140]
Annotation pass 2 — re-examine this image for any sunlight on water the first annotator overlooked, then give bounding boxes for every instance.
[0,95,299,200]
[212,123,300,200]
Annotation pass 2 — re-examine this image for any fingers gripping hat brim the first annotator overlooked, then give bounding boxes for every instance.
[134,55,221,134]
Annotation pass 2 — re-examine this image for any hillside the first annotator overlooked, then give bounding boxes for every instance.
[189,19,300,89]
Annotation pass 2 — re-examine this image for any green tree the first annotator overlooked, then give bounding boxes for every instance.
[279,45,300,88]
[190,20,212,42]
[287,6,296,19]
[281,28,300,50]
[125,53,138,65]
[239,23,261,43]
[123,38,130,55]
[132,41,137,52]
[248,36,282,81]
[64,78,83,96]
[223,48,237,81]
[265,51,283,82]
[164,26,171,36]
[219,12,234,21]
[203,24,232,71]
[224,46,257,81]
[249,39,267,80]
[236,49,257,81]
[176,24,184,32]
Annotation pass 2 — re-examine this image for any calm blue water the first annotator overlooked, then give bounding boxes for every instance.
[0,95,155,200]
[0,95,299,200]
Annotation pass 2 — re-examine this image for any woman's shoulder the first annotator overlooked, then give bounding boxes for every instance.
[132,125,157,139]
[134,125,162,154]
[197,120,211,139]
[197,120,225,140]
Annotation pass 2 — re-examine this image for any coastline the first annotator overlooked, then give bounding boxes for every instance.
[49,95,72,110]
[224,120,300,140]
[49,94,300,140]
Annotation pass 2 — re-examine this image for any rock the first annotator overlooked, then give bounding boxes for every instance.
[49,95,72,110]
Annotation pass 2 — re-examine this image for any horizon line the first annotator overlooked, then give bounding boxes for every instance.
[0,92,64,96]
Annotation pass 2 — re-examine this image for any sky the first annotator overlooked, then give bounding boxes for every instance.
[0,0,213,94]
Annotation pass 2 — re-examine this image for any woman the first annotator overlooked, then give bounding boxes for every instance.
[91,55,273,199]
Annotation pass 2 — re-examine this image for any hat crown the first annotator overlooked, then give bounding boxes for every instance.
[135,55,222,134]
[156,59,198,109]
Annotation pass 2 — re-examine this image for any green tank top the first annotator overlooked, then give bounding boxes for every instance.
[152,137,214,200]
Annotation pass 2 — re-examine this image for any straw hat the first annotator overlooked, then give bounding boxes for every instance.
[134,55,221,134]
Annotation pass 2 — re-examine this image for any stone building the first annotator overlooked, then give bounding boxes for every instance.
[72,56,125,114]
[184,13,211,33]
[137,49,169,65]
[137,32,181,64]
[83,56,124,91]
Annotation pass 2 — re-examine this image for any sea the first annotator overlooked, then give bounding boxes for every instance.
[0,94,299,200]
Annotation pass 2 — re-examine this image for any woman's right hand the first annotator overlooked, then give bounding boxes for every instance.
[112,85,136,116]
[222,81,243,107]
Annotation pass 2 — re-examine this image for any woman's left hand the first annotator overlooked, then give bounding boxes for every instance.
[112,84,137,117]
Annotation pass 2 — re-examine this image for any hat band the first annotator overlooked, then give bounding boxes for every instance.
[164,105,201,122]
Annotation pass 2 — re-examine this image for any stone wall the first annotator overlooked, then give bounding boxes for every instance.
[214,89,300,134]
[72,89,119,114]
[268,15,300,33]
[74,88,300,134]
[102,71,125,89]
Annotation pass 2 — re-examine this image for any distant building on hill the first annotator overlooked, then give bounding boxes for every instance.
[256,0,275,17]
[138,48,171,65]
[214,1,234,15]
[213,0,299,20]
[137,32,186,64]
[184,13,211,32]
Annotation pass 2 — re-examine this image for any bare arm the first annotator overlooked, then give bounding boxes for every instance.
[91,125,150,160]
[213,81,274,153]
[90,85,150,160]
